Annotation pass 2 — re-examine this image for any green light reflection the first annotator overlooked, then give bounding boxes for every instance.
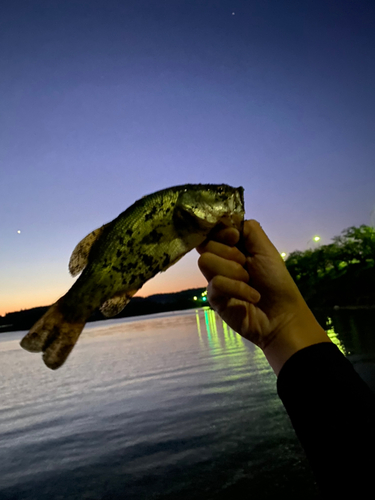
[203,307,212,345]
[198,308,265,373]
[201,308,244,352]
[326,316,347,355]
[195,310,202,344]
[194,307,274,396]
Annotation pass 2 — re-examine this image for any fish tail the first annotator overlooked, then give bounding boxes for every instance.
[20,299,86,370]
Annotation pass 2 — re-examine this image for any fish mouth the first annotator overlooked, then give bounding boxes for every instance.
[236,186,244,209]
[233,187,245,227]
[219,188,245,229]
[232,212,245,229]
[220,212,244,229]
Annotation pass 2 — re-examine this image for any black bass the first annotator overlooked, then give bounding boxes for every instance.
[20,184,245,369]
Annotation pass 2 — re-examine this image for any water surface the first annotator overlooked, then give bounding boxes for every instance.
[1,307,373,499]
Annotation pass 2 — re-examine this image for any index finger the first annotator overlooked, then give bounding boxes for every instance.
[196,239,247,265]
[197,226,240,250]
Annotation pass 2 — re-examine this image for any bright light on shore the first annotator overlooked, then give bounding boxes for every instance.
[307,235,322,248]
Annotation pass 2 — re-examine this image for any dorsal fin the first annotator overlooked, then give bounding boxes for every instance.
[69,223,110,277]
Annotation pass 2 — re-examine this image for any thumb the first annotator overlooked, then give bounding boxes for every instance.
[243,220,280,257]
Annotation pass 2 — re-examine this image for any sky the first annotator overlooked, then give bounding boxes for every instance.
[1,0,375,316]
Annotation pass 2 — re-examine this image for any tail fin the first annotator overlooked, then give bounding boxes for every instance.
[20,300,86,370]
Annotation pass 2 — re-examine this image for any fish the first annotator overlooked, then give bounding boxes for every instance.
[20,183,245,370]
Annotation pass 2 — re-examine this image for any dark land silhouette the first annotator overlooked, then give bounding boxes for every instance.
[0,288,207,333]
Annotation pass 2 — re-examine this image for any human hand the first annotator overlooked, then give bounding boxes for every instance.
[197,220,330,374]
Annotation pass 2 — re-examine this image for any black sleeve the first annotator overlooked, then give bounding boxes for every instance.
[277,342,375,498]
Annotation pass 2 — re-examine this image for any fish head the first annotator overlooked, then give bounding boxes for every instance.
[175,184,245,232]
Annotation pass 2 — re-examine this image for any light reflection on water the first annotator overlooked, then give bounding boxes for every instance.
[197,306,247,352]
[316,308,375,357]
[325,316,347,355]
[2,306,373,499]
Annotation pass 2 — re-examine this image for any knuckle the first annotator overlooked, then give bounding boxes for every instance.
[198,252,211,269]
[237,281,248,295]
[210,274,223,289]
[232,262,249,281]
[226,246,240,259]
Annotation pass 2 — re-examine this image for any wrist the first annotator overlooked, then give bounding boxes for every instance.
[262,304,331,376]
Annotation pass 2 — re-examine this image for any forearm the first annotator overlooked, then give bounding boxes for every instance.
[277,343,375,497]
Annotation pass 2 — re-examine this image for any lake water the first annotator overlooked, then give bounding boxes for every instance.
[0,307,374,500]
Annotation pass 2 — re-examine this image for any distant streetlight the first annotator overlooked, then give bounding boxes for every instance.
[307,235,322,249]
[280,252,287,260]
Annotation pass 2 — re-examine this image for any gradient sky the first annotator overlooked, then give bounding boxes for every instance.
[1,0,375,316]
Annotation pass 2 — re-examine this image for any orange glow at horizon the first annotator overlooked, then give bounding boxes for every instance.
[0,256,208,316]
[0,292,57,317]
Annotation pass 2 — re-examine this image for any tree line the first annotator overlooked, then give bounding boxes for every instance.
[285,225,375,307]
[0,288,207,333]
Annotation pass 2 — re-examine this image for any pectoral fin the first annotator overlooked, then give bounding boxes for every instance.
[100,289,138,318]
[69,223,111,277]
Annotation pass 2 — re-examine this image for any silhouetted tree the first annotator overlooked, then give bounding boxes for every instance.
[285,225,375,306]
[332,225,375,265]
